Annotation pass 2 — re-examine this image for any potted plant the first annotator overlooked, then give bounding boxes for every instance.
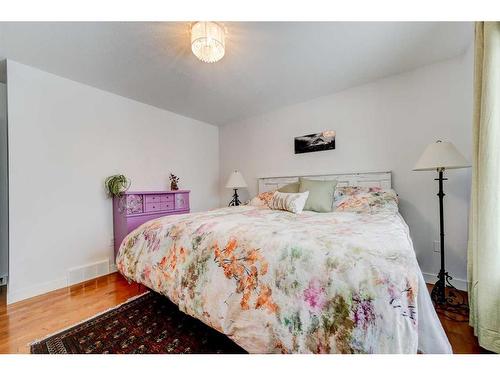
[169,173,179,191]
[105,174,131,197]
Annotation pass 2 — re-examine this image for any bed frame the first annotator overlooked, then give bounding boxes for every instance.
[258,171,392,193]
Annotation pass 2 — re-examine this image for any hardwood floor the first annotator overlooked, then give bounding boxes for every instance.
[427,285,487,354]
[0,273,485,354]
[0,273,147,353]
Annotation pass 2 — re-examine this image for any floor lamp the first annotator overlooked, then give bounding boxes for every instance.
[413,140,470,314]
[226,170,247,206]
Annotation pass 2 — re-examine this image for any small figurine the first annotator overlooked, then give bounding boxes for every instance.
[169,173,179,191]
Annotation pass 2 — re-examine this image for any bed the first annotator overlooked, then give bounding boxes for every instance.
[116,171,452,354]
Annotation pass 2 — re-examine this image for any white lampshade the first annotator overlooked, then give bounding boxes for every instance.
[413,140,470,171]
[226,170,247,189]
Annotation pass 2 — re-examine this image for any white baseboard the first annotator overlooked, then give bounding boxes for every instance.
[7,258,117,305]
[422,272,468,292]
[7,276,68,304]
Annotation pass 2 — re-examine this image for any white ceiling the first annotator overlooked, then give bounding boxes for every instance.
[0,22,473,125]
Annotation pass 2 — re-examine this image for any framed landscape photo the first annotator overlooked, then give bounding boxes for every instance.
[294,130,336,154]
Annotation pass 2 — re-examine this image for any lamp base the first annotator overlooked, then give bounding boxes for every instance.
[228,189,241,206]
[431,271,469,322]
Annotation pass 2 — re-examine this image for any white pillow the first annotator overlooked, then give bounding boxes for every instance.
[268,191,309,214]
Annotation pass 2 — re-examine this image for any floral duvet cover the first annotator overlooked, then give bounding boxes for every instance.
[117,206,424,353]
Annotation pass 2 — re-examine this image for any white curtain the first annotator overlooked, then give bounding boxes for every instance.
[467,21,500,353]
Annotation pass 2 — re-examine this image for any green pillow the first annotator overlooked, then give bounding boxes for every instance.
[299,178,337,213]
[277,182,300,193]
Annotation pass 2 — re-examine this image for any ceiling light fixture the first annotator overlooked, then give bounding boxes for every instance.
[191,21,225,63]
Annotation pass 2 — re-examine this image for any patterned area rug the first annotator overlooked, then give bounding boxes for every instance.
[30,291,247,354]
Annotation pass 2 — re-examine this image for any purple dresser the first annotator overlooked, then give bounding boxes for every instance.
[112,190,190,258]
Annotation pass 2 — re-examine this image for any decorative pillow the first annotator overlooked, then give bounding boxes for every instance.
[334,186,399,214]
[277,182,300,193]
[298,178,338,213]
[268,191,309,214]
[248,191,275,207]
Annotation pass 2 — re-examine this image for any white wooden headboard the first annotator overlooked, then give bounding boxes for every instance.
[258,171,392,193]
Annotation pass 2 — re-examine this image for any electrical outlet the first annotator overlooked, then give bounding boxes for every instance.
[110,238,115,249]
[434,240,441,253]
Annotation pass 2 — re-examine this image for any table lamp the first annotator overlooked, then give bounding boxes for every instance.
[225,170,247,206]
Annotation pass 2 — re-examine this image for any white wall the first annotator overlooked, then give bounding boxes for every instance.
[0,83,7,282]
[7,60,220,303]
[220,51,473,288]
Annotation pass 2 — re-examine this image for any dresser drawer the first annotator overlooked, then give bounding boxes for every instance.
[160,201,174,211]
[117,194,143,215]
[144,202,162,212]
[175,193,189,210]
[145,201,175,212]
[144,194,164,204]
[160,194,174,203]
